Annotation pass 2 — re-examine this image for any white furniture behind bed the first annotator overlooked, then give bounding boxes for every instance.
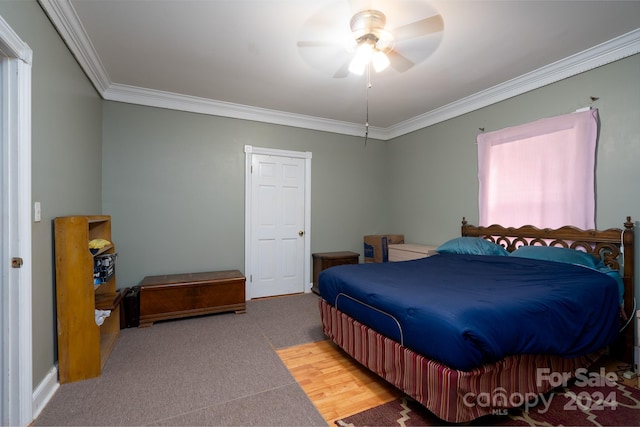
[388,243,438,261]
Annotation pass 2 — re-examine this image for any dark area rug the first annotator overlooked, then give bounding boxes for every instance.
[336,375,640,426]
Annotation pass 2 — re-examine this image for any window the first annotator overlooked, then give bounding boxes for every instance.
[477,109,599,229]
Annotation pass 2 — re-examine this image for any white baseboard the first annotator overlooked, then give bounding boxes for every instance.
[31,365,59,422]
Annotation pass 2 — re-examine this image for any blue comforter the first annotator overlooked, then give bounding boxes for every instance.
[318,253,620,371]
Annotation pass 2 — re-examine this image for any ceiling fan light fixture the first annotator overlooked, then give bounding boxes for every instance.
[372,50,390,72]
[375,29,394,52]
[348,57,366,75]
[350,10,387,40]
[348,43,374,75]
[347,10,395,75]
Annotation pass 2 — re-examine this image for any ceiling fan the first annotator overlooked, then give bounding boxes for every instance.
[297,2,444,78]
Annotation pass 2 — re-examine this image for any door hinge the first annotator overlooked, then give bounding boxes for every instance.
[250,274,252,282]
[11,257,23,268]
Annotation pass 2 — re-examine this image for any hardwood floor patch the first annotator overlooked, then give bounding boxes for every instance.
[278,340,638,426]
[277,339,402,425]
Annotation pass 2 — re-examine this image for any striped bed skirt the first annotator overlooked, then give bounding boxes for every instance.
[319,298,602,423]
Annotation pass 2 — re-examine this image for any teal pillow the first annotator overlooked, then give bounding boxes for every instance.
[510,246,624,305]
[509,246,600,268]
[436,237,509,256]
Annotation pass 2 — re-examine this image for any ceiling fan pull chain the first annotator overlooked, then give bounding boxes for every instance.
[364,64,371,146]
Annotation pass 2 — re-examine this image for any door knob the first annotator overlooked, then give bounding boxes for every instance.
[298,230,304,236]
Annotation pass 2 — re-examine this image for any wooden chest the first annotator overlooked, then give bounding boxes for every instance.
[138,270,246,327]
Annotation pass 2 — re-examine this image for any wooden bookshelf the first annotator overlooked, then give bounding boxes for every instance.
[54,215,121,383]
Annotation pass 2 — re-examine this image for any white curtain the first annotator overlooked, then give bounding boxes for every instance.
[477,109,599,229]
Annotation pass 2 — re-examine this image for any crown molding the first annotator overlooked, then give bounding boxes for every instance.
[39,0,640,141]
[38,0,111,93]
[384,28,640,140]
[102,83,386,139]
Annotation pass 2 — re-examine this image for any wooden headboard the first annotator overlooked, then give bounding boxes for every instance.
[461,216,635,364]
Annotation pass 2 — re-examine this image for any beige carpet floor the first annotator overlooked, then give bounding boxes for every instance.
[33,292,327,426]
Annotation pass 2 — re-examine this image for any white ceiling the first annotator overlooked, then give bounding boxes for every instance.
[39,0,640,139]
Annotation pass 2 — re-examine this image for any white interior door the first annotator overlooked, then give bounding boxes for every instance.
[244,146,311,299]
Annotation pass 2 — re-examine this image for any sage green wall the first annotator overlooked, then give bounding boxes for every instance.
[3,0,639,400]
[387,53,640,299]
[103,55,640,310]
[102,102,389,288]
[0,1,103,388]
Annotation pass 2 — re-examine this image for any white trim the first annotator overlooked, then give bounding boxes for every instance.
[0,15,33,427]
[81,27,640,140]
[0,18,32,64]
[103,83,386,139]
[39,0,640,140]
[244,145,313,160]
[38,0,110,93]
[17,58,33,427]
[383,28,640,140]
[31,367,59,422]
[244,146,313,299]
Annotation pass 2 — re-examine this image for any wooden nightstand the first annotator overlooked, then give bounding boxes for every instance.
[312,251,359,295]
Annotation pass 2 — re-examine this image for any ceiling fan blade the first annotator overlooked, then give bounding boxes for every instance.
[333,59,351,78]
[388,50,414,73]
[392,15,444,40]
[297,40,341,48]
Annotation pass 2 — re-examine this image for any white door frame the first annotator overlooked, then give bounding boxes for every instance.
[244,145,312,299]
[0,15,33,427]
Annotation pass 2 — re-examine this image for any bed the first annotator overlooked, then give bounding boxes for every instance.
[318,217,635,423]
